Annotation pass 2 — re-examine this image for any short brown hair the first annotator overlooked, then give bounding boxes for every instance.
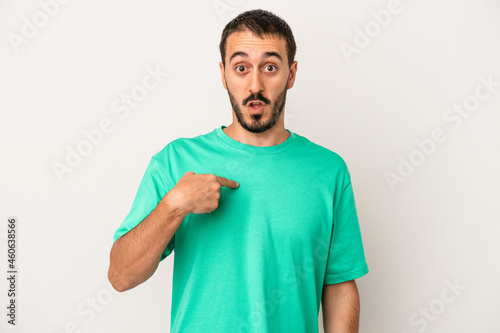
[219,9,297,69]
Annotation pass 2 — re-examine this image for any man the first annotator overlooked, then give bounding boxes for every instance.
[108,9,369,333]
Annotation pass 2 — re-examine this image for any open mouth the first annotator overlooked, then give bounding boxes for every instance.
[248,101,265,112]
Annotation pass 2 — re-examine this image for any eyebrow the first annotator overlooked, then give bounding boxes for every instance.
[229,51,283,64]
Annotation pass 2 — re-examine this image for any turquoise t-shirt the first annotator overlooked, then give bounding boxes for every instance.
[112,125,369,332]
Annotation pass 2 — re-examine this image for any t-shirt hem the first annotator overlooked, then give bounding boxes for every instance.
[323,264,369,285]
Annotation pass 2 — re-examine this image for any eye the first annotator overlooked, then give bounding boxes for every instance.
[236,65,246,73]
[265,65,277,72]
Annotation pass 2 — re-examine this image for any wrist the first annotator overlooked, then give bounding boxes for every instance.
[162,191,191,219]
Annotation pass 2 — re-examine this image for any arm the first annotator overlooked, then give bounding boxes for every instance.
[108,171,239,292]
[107,192,188,292]
[321,279,360,333]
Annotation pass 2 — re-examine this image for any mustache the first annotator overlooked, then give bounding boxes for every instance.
[242,93,270,105]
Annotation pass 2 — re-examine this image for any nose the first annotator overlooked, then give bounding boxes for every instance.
[248,70,264,94]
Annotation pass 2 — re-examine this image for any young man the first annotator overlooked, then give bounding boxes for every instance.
[108,9,369,333]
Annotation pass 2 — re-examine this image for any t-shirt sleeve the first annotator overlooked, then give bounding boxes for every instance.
[324,180,369,284]
[112,157,175,262]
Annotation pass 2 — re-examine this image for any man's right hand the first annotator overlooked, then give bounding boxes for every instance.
[166,171,240,215]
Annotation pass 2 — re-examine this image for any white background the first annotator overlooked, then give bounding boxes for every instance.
[1,0,499,332]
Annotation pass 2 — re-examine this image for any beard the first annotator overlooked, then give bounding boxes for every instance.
[226,77,289,134]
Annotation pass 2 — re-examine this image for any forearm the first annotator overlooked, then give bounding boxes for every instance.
[322,280,360,333]
[108,194,188,292]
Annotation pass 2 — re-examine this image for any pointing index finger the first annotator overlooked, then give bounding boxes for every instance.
[216,176,239,189]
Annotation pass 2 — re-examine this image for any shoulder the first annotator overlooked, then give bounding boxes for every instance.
[292,132,353,191]
[151,129,213,165]
[294,132,350,173]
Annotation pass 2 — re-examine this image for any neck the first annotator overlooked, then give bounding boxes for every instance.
[222,122,289,147]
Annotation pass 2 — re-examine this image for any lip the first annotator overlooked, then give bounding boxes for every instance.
[247,102,265,114]
[247,100,266,106]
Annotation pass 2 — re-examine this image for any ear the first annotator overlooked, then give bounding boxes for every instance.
[219,62,227,90]
[286,60,298,89]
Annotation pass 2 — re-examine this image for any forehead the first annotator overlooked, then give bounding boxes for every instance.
[226,30,286,62]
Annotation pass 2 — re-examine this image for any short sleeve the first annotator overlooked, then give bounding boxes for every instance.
[324,181,369,284]
[112,157,175,261]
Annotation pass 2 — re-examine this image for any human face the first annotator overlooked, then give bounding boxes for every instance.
[219,30,297,133]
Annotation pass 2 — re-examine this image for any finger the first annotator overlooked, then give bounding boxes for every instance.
[216,176,239,188]
[181,171,195,178]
